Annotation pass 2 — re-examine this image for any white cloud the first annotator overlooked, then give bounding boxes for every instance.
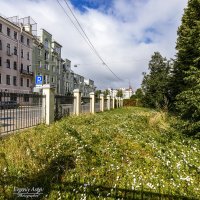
[0,0,188,90]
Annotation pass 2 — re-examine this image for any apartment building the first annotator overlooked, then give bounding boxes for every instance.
[32,29,63,94]
[0,16,33,94]
[62,59,74,95]
[83,79,96,97]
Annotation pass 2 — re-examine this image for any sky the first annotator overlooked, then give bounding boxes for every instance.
[0,0,188,90]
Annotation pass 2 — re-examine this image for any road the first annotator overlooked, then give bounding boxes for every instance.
[0,106,44,136]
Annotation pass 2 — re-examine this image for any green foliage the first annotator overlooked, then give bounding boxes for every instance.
[0,108,199,199]
[103,89,110,97]
[123,99,137,106]
[175,67,200,137]
[172,0,200,136]
[95,90,101,98]
[130,88,144,106]
[173,0,200,96]
[141,52,172,109]
[116,89,123,97]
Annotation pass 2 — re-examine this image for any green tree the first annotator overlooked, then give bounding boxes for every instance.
[103,89,110,97]
[116,89,123,98]
[172,0,200,98]
[131,88,144,106]
[95,90,101,98]
[172,0,200,136]
[141,52,171,109]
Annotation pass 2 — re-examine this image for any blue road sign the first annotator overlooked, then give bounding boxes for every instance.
[35,76,43,85]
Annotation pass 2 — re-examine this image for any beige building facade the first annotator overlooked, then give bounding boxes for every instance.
[0,16,33,93]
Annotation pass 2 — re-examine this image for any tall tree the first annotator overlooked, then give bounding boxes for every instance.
[141,52,171,109]
[172,0,200,136]
[172,0,200,98]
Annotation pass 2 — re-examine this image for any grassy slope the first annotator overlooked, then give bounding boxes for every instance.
[0,107,199,199]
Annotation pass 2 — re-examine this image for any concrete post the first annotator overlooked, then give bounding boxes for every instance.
[121,98,124,107]
[107,95,111,110]
[100,94,104,112]
[119,97,121,107]
[42,84,55,125]
[112,97,115,109]
[90,92,95,114]
[73,89,81,116]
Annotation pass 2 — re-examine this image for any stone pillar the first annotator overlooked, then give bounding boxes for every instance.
[107,95,111,110]
[100,94,104,112]
[90,92,95,114]
[112,97,115,109]
[121,98,123,107]
[42,84,55,125]
[73,89,81,116]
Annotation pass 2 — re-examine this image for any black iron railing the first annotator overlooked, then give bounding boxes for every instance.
[54,95,74,120]
[81,97,91,113]
[20,69,34,76]
[0,92,45,137]
[95,97,101,112]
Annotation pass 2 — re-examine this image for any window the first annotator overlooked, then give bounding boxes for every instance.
[0,24,2,32]
[44,63,49,70]
[0,40,2,50]
[44,38,49,49]
[27,38,30,46]
[21,49,23,58]
[21,63,23,71]
[27,52,29,60]
[14,31,17,40]
[44,51,49,60]
[13,61,17,70]
[7,43,10,55]
[21,35,24,43]
[6,59,10,68]
[0,57,1,66]
[14,47,17,55]
[6,75,10,85]
[13,76,17,86]
[27,65,30,72]
[7,28,10,36]
[27,79,29,87]
[20,77,23,86]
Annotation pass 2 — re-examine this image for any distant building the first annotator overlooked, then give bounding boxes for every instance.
[0,15,34,94]
[107,87,134,99]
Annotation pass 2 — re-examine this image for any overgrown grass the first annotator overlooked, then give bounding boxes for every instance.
[0,107,199,199]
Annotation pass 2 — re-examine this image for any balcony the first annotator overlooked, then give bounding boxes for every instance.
[20,69,34,76]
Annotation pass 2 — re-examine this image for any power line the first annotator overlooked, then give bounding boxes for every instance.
[57,0,122,81]
[56,0,96,55]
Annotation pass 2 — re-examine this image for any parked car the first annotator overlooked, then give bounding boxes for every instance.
[0,101,19,109]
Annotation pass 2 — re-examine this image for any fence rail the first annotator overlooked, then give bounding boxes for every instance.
[54,95,74,121]
[81,97,91,113]
[0,92,45,136]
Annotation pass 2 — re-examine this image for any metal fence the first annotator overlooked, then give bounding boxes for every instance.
[55,95,74,121]
[0,92,45,136]
[95,97,101,112]
[81,97,91,114]
[110,99,113,109]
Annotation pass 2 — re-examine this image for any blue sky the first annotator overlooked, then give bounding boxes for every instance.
[69,0,113,12]
[1,0,188,90]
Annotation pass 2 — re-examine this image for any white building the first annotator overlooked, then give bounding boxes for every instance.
[107,87,134,99]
